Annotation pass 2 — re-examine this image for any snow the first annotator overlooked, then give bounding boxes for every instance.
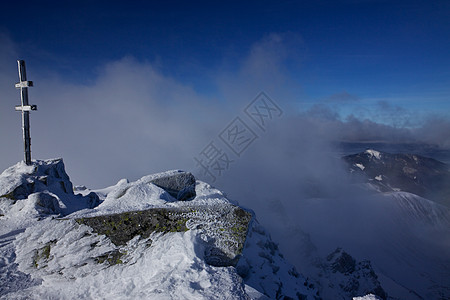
[237,220,316,299]
[353,294,382,300]
[0,159,99,218]
[0,161,35,191]
[365,149,381,159]
[12,222,249,300]
[69,176,234,219]
[8,216,312,299]
[0,160,317,300]
[94,178,173,213]
[355,163,365,170]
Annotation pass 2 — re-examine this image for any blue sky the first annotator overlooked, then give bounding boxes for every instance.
[1,0,450,186]
[1,0,449,119]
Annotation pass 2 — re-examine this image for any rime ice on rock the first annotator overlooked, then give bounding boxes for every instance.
[0,164,319,299]
[0,159,100,217]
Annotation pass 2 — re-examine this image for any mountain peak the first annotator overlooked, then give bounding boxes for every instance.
[343,150,450,207]
[322,247,387,299]
[364,149,381,159]
[0,160,318,299]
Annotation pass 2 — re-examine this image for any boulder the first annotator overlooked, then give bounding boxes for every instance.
[76,204,252,267]
[0,159,100,216]
[149,171,196,201]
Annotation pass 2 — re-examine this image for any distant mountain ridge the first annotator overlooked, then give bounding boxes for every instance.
[343,149,450,207]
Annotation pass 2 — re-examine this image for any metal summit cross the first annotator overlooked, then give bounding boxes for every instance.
[15,60,37,165]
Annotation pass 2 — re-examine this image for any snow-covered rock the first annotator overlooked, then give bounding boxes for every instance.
[364,150,381,160]
[237,221,320,299]
[148,170,196,201]
[0,160,318,299]
[0,159,100,219]
[319,248,386,300]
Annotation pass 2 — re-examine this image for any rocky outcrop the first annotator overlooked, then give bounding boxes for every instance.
[323,248,387,300]
[76,204,252,267]
[0,159,100,216]
[3,161,319,299]
[328,248,356,274]
[149,171,196,201]
[0,159,72,201]
[237,221,320,299]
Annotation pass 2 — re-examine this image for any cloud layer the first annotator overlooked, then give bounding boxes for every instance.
[1,32,449,187]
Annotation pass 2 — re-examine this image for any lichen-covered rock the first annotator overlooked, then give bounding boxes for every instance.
[76,209,189,246]
[32,240,55,269]
[76,203,252,267]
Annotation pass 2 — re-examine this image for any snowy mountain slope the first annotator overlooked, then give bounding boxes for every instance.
[267,149,450,300]
[343,149,450,207]
[207,147,450,299]
[0,159,318,299]
[291,189,450,300]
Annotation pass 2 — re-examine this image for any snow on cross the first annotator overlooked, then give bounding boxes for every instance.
[15,60,37,165]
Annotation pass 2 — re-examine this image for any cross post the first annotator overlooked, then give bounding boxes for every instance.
[15,60,37,165]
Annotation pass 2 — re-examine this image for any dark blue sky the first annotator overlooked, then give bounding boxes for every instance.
[2,0,449,111]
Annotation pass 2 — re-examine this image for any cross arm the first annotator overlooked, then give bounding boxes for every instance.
[15,81,34,88]
[15,105,37,112]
